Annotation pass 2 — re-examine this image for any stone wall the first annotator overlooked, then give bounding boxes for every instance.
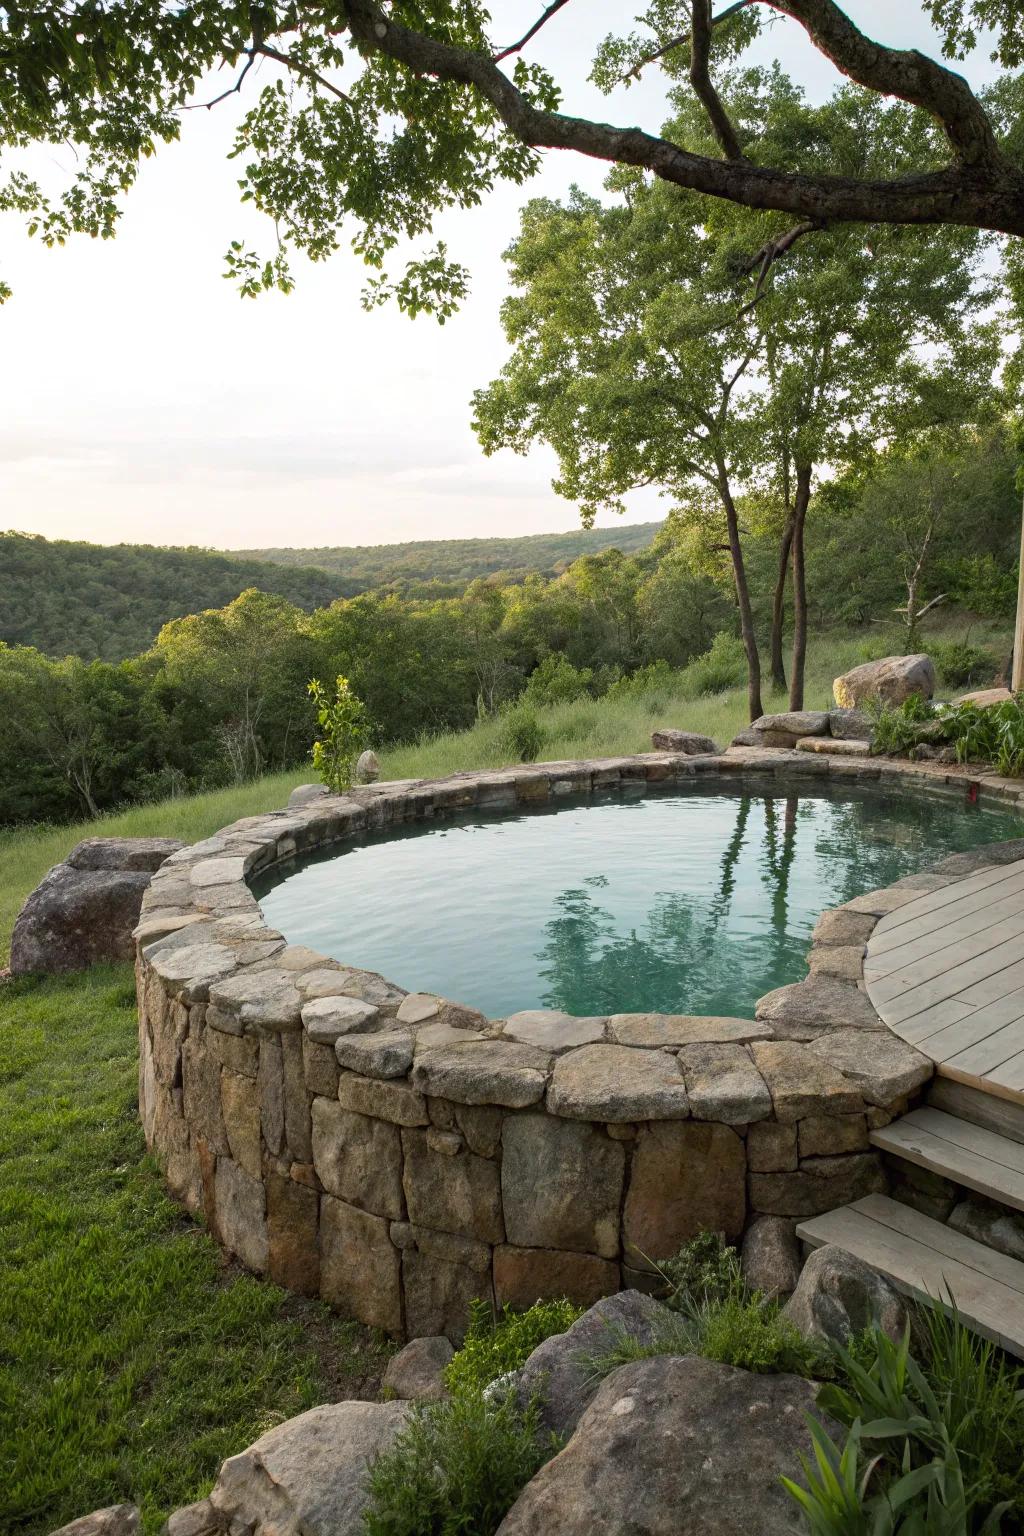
[135,748,1023,1338]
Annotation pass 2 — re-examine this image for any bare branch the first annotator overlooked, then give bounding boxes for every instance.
[341,0,1024,237]
[623,0,755,84]
[184,41,352,112]
[689,0,745,159]
[494,0,575,62]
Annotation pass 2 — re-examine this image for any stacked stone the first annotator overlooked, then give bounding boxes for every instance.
[136,756,1014,1342]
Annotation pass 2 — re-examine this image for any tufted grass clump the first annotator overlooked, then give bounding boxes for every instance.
[581,1232,827,1384]
[444,1296,584,1396]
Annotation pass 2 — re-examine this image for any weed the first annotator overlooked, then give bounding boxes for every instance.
[444,1297,583,1396]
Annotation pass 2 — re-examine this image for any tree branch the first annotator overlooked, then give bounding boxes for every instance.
[185,41,352,111]
[768,0,1002,168]
[494,0,575,63]
[341,0,1024,236]
[689,0,745,159]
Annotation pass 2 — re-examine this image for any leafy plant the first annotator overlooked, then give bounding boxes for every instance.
[870,694,941,757]
[307,675,370,793]
[657,1229,745,1312]
[444,1297,583,1397]
[944,696,1024,776]
[605,660,678,703]
[930,640,996,688]
[785,1306,1022,1534]
[496,701,545,763]
[362,1386,556,1536]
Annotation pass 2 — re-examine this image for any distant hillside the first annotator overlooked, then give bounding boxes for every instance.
[0,533,362,662]
[237,521,662,590]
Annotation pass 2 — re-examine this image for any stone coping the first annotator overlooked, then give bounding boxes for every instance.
[133,747,1024,1335]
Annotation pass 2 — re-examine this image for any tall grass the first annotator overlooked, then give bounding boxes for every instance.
[0,624,1005,964]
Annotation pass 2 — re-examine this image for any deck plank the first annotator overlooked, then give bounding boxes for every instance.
[873,861,1024,937]
[868,873,1024,958]
[870,1107,1024,1207]
[798,1194,1024,1356]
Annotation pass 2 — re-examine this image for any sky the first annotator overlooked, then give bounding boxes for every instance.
[0,2,1003,551]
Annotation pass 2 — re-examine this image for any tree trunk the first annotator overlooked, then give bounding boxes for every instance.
[718,467,764,722]
[788,463,812,711]
[770,513,794,694]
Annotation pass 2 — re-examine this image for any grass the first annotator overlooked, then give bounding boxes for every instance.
[0,967,392,1535]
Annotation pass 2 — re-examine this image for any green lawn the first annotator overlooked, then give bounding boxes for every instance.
[0,968,392,1535]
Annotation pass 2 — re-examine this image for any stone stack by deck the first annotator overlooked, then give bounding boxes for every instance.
[133,754,969,1341]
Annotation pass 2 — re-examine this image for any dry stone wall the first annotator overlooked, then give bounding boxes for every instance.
[135,748,1024,1339]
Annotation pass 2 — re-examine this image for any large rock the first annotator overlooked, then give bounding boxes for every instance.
[755,975,882,1040]
[355,749,382,783]
[207,1400,409,1536]
[752,710,829,737]
[11,837,183,974]
[382,1335,454,1400]
[514,1289,676,1439]
[948,1198,1024,1261]
[498,1354,834,1535]
[828,707,874,741]
[833,654,935,710]
[951,687,1011,708]
[48,1506,140,1536]
[740,1217,801,1298]
[784,1243,907,1347]
[650,729,719,755]
[547,1045,690,1121]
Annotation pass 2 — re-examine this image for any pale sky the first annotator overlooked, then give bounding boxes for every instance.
[0,3,1002,551]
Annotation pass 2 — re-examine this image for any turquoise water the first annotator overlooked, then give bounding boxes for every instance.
[254,785,1022,1020]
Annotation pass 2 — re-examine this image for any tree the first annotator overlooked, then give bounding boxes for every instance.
[2,3,1023,316]
[472,75,998,718]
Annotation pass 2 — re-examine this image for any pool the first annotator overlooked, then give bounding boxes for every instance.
[253,783,1022,1020]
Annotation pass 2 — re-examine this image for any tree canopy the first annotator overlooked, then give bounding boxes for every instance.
[3,2,1024,311]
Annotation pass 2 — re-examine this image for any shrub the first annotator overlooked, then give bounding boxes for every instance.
[496,702,545,763]
[930,640,996,688]
[307,674,369,793]
[657,1229,743,1312]
[678,632,747,697]
[523,654,594,707]
[605,660,678,702]
[362,1387,555,1536]
[445,1297,583,1396]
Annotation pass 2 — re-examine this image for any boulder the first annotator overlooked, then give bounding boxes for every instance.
[752,710,830,737]
[498,1354,834,1536]
[948,1199,1024,1261]
[514,1289,676,1439]
[755,975,882,1040]
[207,1400,409,1536]
[740,1216,801,1298]
[49,1506,140,1536]
[355,749,382,783]
[828,707,874,741]
[650,729,720,755]
[382,1335,454,1400]
[11,837,184,974]
[288,783,330,807]
[833,653,935,710]
[783,1243,907,1347]
[951,687,1012,708]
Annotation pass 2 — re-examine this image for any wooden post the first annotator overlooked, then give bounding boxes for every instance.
[1014,491,1024,695]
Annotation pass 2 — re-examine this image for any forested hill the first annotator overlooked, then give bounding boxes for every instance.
[0,533,362,662]
[236,521,661,590]
[2,522,662,662]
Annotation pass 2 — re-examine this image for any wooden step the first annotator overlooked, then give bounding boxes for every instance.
[928,1078,1024,1148]
[870,1107,1024,1212]
[871,1106,1024,1210]
[797,1193,1024,1357]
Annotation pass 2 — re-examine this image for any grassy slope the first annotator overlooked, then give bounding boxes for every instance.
[0,967,391,1536]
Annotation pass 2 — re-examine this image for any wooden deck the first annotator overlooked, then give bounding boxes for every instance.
[864,858,1024,1102]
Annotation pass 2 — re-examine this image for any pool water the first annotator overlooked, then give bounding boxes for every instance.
[254,785,1022,1020]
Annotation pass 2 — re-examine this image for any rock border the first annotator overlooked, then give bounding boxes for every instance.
[135,746,1024,1338]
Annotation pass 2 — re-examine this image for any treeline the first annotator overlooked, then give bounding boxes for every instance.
[237,522,660,588]
[0,523,664,665]
[0,429,1018,825]
[0,534,363,662]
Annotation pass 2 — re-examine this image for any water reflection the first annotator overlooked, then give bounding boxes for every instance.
[255,783,1022,1020]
